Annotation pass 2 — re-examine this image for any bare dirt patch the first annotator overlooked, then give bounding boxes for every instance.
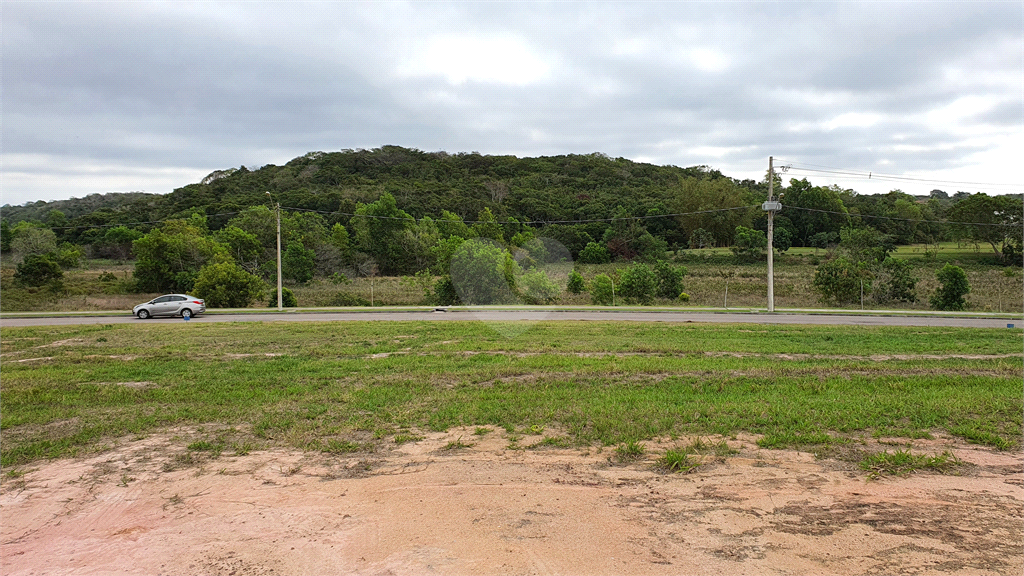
[1,430,1020,575]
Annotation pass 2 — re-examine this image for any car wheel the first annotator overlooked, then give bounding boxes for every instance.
[138,309,150,319]
[181,308,192,319]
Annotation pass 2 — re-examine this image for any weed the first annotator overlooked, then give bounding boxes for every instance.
[859,449,963,479]
[473,427,492,436]
[615,440,645,462]
[118,473,135,486]
[442,437,474,451]
[659,448,700,473]
[528,436,571,449]
[506,434,521,450]
[232,441,255,456]
[394,433,424,445]
[949,425,1011,450]
[324,439,362,454]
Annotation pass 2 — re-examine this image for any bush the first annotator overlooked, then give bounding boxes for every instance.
[282,242,316,284]
[518,269,560,304]
[578,241,611,264]
[653,260,686,299]
[731,226,767,263]
[873,258,918,304]
[192,262,265,308]
[331,292,371,307]
[14,253,63,287]
[449,239,520,305]
[813,257,870,306]
[618,263,658,305]
[433,275,461,306]
[566,269,585,294]
[590,273,615,305]
[267,287,298,307]
[677,292,690,302]
[930,264,970,311]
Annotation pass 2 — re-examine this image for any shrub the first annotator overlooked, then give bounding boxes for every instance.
[14,253,63,287]
[193,262,265,308]
[578,241,611,264]
[813,257,870,306]
[618,263,658,305]
[282,242,316,283]
[267,287,298,307]
[930,263,970,311]
[677,292,690,302]
[731,226,767,263]
[590,273,615,305]
[518,269,560,304]
[872,258,918,304]
[653,260,686,299]
[433,275,461,306]
[449,239,521,305]
[566,269,585,294]
[331,292,371,307]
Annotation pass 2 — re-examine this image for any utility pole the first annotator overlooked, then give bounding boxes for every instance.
[267,192,283,311]
[762,157,782,313]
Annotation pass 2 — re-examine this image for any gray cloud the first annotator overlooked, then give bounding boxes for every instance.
[2,1,1020,205]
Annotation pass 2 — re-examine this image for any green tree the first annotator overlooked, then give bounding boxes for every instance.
[518,269,560,304]
[653,260,686,299]
[731,226,767,263]
[578,241,611,264]
[0,220,12,253]
[590,273,615,305]
[872,257,918,304]
[567,269,585,294]
[930,264,970,311]
[813,257,870,306]
[132,219,226,293]
[216,226,262,271]
[448,239,520,305]
[14,253,63,287]
[10,226,58,262]
[618,262,658,305]
[352,192,416,275]
[193,261,265,308]
[838,227,894,264]
[101,226,144,261]
[688,228,714,249]
[472,207,504,243]
[282,242,316,283]
[947,193,1023,263]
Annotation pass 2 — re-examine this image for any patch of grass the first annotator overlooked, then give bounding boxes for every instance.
[118,473,135,486]
[232,441,255,455]
[949,425,1012,450]
[441,437,473,451]
[859,449,963,479]
[659,448,700,473]
[757,431,833,449]
[1,321,1020,466]
[527,436,571,449]
[323,439,362,454]
[393,433,424,445]
[187,440,223,453]
[473,427,492,436]
[615,440,645,461]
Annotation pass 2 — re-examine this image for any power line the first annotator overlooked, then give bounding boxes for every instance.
[280,205,758,225]
[786,205,1019,228]
[774,158,1022,192]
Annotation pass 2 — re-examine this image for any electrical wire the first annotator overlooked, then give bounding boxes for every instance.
[774,158,1022,191]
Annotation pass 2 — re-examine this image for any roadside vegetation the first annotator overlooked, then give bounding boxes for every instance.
[2,321,1020,467]
[1,147,1020,314]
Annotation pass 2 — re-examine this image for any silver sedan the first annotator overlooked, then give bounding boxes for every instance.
[133,294,206,319]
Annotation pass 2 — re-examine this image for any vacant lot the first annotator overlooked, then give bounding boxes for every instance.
[1,321,1021,574]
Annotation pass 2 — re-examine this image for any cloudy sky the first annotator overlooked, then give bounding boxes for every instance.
[2,1,1021,206]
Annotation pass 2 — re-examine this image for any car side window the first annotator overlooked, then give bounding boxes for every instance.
[172,296,186,301]
[153,296,172,303]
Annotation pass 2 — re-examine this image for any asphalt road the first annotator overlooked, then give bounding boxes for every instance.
[1,309,1019,328]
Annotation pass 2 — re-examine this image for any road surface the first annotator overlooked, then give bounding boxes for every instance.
[1,309,1019,328]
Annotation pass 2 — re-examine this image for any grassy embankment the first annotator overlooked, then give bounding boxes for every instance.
[2,320,1020,467]
[1,242,1021,313]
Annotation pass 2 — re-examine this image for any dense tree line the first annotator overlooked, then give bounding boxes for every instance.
[2,147,1021,308]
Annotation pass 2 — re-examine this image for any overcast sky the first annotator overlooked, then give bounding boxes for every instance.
[2,1,1021,207]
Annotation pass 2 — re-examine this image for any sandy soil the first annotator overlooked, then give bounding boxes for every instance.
[2,429,1021,576]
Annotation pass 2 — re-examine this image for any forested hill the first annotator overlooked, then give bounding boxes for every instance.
[3,147,764,244]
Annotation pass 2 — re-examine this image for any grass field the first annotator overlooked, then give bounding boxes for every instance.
[2,320,1020,467]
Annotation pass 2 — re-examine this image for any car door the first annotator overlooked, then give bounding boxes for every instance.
[151,295,175,316]
[169,295,187,315]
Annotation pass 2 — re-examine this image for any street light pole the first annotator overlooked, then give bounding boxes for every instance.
[266,192,283,311]
[762,157,782,313]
